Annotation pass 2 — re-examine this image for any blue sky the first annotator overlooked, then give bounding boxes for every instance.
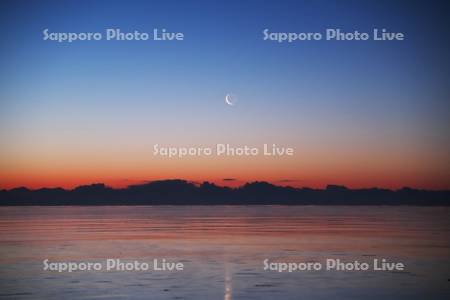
[0,0,449,189]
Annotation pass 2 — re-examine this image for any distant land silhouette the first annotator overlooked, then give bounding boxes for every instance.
[1,180,449,206]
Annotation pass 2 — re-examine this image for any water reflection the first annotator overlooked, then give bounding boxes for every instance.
[224,263,232,300]
[0,206,449,300]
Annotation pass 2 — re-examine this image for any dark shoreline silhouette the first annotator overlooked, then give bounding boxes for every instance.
[1,180,449,206]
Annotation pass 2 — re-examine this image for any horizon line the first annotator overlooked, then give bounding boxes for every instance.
[2,179,449,193]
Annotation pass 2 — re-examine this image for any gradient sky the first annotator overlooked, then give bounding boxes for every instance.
[0,0,449,189]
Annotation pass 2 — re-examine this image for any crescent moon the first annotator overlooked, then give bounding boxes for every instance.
[225,94,234,106]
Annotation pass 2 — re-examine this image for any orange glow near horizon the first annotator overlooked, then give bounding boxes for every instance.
[1,161,449,190]
[1,137,449,190]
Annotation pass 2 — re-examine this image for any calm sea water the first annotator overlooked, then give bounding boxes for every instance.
[0,206,449,299]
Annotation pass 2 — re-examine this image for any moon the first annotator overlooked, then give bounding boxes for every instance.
[225,94,237,106]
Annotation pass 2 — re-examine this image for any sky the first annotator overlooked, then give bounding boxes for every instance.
[0,0,449,189]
